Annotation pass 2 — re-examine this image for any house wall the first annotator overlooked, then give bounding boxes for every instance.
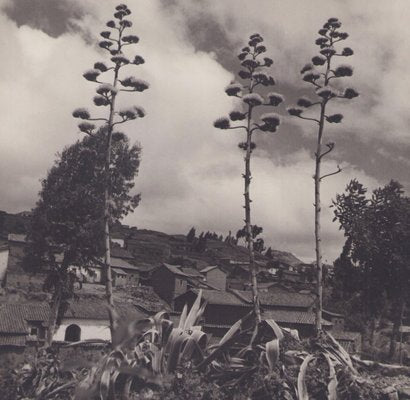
[205,269,226,290]
[150,266,176,305]
[0,249,8,283]
[53,318,110,342]
[203,304,250,326]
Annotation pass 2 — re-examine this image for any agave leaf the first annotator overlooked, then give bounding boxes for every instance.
[323,353,338,400]
[297,354,315,400]
[219,309,255,347]
[178,304,188,329]
[184,290,202,329]
[266,338,280,371]
[325,331,357,374]
[264,318,284,340]
[99,368,111,400]
[166,332,189,373]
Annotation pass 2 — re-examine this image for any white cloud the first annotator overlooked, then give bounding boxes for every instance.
[0,0,387,262]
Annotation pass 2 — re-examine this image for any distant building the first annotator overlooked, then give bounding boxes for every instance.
[0,243,8,285]
[0,302,49,366]
[200,265,227,290]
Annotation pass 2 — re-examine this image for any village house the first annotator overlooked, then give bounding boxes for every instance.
[200,265,227,290]
[150,263,216,305]
[174,288,252,338]
[0,302,49,367]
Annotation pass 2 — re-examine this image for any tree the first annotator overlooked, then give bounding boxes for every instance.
[186,227,196,243]
[287,18,359,334]
[214,34,283,321]
[25,132,141,344]
[333,179,410,358]
[72,3,148,336]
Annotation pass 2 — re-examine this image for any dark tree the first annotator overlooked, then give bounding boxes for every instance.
[186,227,196,243]
[25,132,140,344]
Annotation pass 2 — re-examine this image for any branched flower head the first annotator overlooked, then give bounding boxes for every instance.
[253,72,275,86]
[111,53,130,65]
[297,97,313,107]
[267,92,284,106]
[320,47,336,57]
[260,112,281,131]
[315,37,328,46]
[316,86,337,99]
[238,142,256,151]
[83,69,100,82]
[225,83,242,96]
[238,70,251,79]
[94,62,108,72]
[100,31,111,39]
[133,55,145,65]
[303,70,320,82]
[106,20,116,28]
[241,59,259,69]
[119,20,133,28]
[72,108,91,119]
[93,95,110,107]
[120,77,149,92]
[312,55,326,66]
[78,122,96,133]
[99,40,113,50]
[287,107,303,117]
[229,111,246,121]
[214,117,230,129]
[122,35,139,44]
[255,45,266,53]
[341,47,354,56]
[334,64,353,77]
[343,88,359,99]
[242,93,264,107]
[326,113,344,123]
[263,57,273,67]
[96,83,118,95]
[300,63,313,74]
[119,106,146,120]
[248,33,263,47]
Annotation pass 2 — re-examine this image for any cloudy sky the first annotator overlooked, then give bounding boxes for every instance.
[0,0,409,262]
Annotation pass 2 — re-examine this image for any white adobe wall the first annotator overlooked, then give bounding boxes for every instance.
[0,249,9,282]
[53,318,110,342]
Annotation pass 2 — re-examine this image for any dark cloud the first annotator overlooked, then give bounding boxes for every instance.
[2,0,84,37]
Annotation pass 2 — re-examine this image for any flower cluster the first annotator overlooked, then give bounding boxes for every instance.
[214,33,283,143]
[288,17,359,123]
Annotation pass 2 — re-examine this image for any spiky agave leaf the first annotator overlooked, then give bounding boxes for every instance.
[323,353,338,400]
[297,354,315,400]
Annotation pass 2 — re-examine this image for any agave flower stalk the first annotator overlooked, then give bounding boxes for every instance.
[287,17,358,334]
[73,3,148,337]
[214,34,283,321]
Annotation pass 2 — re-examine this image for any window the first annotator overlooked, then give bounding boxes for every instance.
[30,327,38,336]
[64,324,81,342]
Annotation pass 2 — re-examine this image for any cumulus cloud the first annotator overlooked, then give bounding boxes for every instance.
[0,0,395,262]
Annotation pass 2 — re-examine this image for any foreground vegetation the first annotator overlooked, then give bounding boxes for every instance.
[2,291,408,400]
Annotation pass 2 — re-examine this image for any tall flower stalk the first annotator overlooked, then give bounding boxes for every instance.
[73,3,148,336]
[214,34,283,321]
[287,18,359,333]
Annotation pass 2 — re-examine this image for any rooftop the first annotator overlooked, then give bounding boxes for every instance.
[263,309,332,326]
[231,289,315,309]
[191,289,251,307]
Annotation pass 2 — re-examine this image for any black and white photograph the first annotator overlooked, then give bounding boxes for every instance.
[0,1,409,398]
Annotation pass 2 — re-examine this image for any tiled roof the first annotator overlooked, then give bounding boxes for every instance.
[111,257,139,271]
[8,233,27,243]
[0,303,49,334]
[111,246,133,260]
[231,289,315,309]
[64,298,147,321]
[331,331,361,341]
[113,268,127,275]
[0,334,26,347]
[162,263,193,278]
[200,266,218,273]
[181,267,202,277]
[263,309,332,326]
[323,309,344,318]
[192,289,251,307]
